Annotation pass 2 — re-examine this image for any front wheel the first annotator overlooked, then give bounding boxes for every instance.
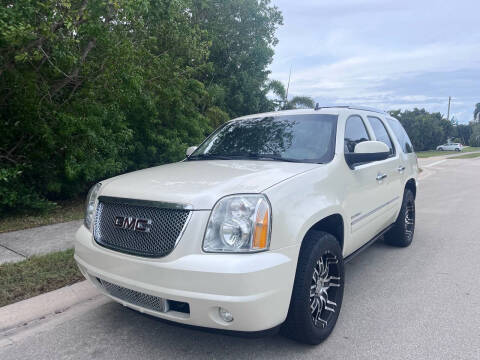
[384,189,415,247]
[438,147,443,151]
[281,231,344,344]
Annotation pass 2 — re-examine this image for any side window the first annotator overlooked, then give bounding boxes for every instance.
[367,116,395,156]
[387,118,414,153]
[344,115,370,153]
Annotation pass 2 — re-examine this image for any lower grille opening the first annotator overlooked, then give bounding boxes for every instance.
[96,278,190,315]
[168,300,190,314]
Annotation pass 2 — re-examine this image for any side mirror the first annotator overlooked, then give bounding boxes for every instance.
[345,141,390,168]
[186,146,198,157]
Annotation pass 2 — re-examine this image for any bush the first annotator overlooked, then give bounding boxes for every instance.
[0,167,55,215]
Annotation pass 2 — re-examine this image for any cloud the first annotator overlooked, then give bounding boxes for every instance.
[270,0,480,123]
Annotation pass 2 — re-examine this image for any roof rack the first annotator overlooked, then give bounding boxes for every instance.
[314,104,386,114]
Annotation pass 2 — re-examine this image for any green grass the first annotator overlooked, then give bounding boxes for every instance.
[0,199,84,234]
[416,150,457,158]
[448,152,480,159]
[416,147,480,159]
[0,249,84,307]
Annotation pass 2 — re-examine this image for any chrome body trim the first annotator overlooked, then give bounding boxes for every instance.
[351,212,362,220]
[175,211,192,247]
[97,196,194,210]
[351,196,400,226]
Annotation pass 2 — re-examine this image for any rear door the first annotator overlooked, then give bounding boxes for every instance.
[386,116,417,202]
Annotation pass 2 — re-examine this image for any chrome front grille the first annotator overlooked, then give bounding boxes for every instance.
[93,196,191,257]
[97,278,169,313]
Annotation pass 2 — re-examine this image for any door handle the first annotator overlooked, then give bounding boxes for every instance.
[397,166,406,173]
[376,173,387,181]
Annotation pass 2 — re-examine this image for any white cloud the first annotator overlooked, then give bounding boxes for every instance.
[270,0,480,122]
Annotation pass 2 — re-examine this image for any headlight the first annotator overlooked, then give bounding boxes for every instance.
[84,182,102,231]
[203,194,271,253]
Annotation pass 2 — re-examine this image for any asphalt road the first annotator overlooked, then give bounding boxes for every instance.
[2,157,480,360]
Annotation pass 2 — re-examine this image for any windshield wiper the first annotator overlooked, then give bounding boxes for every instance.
[188,152,308,163]
[187,153,234,161]
[228,152,304,163]
[249,154,303,163]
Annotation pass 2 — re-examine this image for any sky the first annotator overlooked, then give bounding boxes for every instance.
[269,0,480,123]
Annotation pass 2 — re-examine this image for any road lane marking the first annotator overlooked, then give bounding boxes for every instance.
[424,159,446,168]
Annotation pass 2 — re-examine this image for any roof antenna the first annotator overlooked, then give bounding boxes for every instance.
[284,66,292,105]
[315,103,320,110]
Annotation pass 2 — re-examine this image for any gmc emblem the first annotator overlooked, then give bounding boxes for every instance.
[114,216,152,232]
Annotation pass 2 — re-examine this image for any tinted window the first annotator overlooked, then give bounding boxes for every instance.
[387,118,414,153]
[368,116,395,156]
[344,115,370,153]
[190,114,338,163]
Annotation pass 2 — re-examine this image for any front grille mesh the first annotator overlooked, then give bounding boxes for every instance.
[93,198,190,257]
[97,278,169,313]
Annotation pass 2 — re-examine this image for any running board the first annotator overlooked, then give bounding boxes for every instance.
[344,224,393,263]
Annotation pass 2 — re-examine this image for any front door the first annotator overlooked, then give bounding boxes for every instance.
[342,114,394,255]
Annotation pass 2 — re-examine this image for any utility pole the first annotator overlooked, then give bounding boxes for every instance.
[447,96,451,122]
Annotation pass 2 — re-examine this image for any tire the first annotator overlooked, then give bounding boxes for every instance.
[438,147,443,151]
[281,231,344,344]
[384,189,415,247]
[455,148,460,152]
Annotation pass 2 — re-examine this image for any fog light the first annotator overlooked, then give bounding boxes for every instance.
[218,307,234,322]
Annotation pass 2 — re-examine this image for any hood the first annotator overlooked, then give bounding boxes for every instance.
[101,160,319,209]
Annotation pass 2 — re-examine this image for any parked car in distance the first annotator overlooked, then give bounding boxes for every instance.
[436,143,463,151]
[75,105,419,344]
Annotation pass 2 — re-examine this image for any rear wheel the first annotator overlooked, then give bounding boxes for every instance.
[455,148,460,152]
[384,189,415,247]
[282,231,344,344]
[438,147,444,151]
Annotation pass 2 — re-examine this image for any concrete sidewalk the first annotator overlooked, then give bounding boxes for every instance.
[0,220,82,265]
[0,280,100,334]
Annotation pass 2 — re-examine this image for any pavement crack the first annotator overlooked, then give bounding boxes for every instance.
[0,244,27,259]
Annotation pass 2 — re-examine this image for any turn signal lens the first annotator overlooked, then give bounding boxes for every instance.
[253,200,270,250]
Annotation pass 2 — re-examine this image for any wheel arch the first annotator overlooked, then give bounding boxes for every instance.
[304,213,344,251]
[405,178,417,199]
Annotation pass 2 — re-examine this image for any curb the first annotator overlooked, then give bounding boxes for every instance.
[0,280,100,333]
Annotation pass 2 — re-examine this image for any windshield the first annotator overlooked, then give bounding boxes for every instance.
[189,114,338,163]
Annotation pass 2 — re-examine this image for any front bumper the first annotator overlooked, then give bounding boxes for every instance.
[74,223,299,332]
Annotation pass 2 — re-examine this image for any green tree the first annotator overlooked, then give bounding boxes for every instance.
[469,124,480,146]
[267,80,315,110]
[474,103,480,122]
[389,109,453,151]
[191,0,283,117]
[0,0,283,214]
[455,124,473,145]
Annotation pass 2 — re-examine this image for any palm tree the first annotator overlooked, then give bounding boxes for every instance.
[474,103,480,122]
[267,80,314,111]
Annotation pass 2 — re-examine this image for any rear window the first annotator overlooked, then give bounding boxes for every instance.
[387,118,414,153]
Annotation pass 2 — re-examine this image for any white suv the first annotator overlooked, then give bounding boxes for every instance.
[75,106,419,344]
[436,143,463,151]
